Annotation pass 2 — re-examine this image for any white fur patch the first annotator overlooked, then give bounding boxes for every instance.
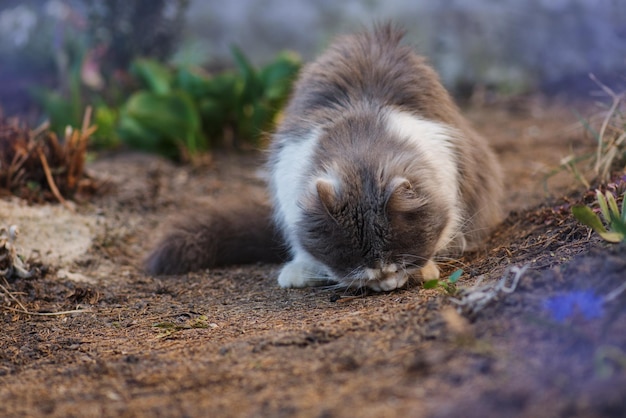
[278,257,328,288]
[271,129,320,256]
[385,110,462,253]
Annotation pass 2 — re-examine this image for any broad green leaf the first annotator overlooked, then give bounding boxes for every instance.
[119,90,206,157]
[423,279,441,289]
[204,73,240,113]
[175,66,212,99]
[117,113,175,156]
[597,231,625,243]
[131,59,172,95]
[448,269,463,283]
[260,53,300,101]
[572,205,608,233]
[573,205,624,242]
[124,91,200,138]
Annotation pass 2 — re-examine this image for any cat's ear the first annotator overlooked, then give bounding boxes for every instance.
[386,177,427,212]
[316,178,338,213]
[389,177,412,195]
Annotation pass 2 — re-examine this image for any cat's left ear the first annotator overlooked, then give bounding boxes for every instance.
[386,177,427,212]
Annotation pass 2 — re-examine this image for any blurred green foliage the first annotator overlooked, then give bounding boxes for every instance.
[118,49,300,159]
[32,48,301,160]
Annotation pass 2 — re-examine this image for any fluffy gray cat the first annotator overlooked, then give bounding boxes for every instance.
[145,24,503,292]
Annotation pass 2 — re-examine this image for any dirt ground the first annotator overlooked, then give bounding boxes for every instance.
[2,98,626,418]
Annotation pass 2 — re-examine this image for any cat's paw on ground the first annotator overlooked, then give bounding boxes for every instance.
[367,272,409,292]
[278,260,325,288]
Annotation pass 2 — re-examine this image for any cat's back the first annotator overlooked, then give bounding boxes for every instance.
[279,24,459,128]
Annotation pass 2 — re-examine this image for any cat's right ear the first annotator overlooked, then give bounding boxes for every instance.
[315,178,338,214]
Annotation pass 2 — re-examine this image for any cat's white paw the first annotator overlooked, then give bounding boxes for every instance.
[277,260,323,288]
[367,272,409,292]
[420,260,440,280]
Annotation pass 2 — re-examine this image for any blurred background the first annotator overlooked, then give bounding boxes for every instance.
[183,0,626,94]
[1,0,625,156]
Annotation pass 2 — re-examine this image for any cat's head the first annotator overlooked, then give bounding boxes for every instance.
[298,169,449,288]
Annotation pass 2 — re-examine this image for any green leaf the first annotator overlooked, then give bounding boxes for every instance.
[423,279,441,289]
[174,66,213,100]
[573,204,624,242]
[260,52,300,101]
[596,190,611,222]
[231,46,257,82]
[231,46,263,104]
[131,59,173,95]
[609,218,626,239]
[118,112,174,156]
[448,269,463,283]
[118,90,206,157]
[124,91,200,138]
[598,231,626,243]
[605,192,621,221]
[572,205,608,234]
[29,87,78,133]
[92,104,120,148]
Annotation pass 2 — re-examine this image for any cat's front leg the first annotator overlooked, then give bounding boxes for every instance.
[277,256,329,288]
[420,259,440,280]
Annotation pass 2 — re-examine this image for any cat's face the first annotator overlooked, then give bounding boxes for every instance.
[298,174,448,288]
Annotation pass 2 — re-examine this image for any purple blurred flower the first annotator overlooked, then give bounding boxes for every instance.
[544,290,604,322]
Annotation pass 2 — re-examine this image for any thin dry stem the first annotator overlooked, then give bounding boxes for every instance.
[589,73,625,181]
[1,305,93,316]
[0,282,28,312]
[38,148,73,212]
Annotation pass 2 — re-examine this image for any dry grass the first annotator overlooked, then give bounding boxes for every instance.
[546,75,626,189]
[589,74,626,182]
[0,107,99,207]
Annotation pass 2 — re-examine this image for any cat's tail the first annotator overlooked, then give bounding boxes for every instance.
[144,198,286,275]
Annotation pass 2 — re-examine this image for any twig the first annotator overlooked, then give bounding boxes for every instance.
[1,305,93,316]
[450,265,529,316]
[37,148,73,212]
[0,282,28,312]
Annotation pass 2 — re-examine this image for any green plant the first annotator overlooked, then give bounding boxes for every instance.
[572,190,626,243]
[117,59,205,159]
[423,269,463,294]
[118,49,300,159]
[230,47,301,143]
[30,41,300,160]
